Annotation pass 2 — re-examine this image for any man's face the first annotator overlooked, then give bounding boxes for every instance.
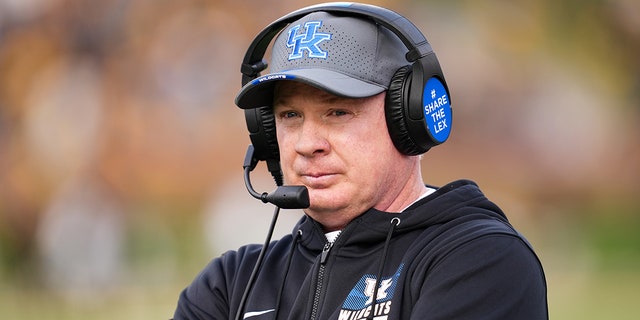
[273,82,417,231]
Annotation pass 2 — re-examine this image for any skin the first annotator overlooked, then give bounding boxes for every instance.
[273,81,428,232]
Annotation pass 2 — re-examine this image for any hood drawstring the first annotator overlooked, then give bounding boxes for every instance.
[273,229,303,320]
[367,217,401,320]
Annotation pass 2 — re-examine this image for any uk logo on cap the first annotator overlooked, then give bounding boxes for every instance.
[286,20,332,60]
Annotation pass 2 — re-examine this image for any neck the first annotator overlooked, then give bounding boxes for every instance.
[374,159,428,213]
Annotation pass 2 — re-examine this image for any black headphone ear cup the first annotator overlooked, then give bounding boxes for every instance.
[386,65,423,155]
[258,106,280,161]
[245,106,280,162]
[244,106,284,185]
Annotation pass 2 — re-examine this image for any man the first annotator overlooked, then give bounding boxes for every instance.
[174,3,547,319]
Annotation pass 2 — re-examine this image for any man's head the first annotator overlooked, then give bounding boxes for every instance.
[234,3,452,229]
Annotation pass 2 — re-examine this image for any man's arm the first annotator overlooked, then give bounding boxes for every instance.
[173,256,231,320]
[173,244,265,320]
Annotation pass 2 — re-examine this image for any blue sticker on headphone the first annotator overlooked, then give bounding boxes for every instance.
[423,77,451,144]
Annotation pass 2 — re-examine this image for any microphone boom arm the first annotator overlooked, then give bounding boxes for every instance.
[243,145,310,209]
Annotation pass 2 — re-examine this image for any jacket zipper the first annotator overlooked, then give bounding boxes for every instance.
[310,240,334,320]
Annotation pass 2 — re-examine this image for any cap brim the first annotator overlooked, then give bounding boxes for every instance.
[235,68,387,109]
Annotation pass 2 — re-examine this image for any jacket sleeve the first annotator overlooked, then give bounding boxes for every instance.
[173,245,262,320]
[412,234,548,320]
[173,255,231,319]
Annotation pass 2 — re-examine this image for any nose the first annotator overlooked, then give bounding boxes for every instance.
[294,117,330,157]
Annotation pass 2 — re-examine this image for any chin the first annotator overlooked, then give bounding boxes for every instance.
[307,199,340,213]
[307,189,351,212]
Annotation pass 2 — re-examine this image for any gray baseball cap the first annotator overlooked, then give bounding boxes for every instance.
[235,11,409,109]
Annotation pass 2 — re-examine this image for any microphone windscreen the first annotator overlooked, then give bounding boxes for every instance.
[265,186,310,209]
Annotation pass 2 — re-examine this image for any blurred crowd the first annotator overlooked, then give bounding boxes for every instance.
[0,0,280,298]
[0,0,639,308]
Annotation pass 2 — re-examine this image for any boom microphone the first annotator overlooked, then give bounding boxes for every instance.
[243,145,310,209]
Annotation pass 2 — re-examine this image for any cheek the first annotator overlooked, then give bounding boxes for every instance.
[345,122,397,157]
[276,127,293,155]
[275,129,297,175]
[346,131,404,184]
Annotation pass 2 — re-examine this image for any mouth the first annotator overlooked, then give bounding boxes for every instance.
[299,172,338,188]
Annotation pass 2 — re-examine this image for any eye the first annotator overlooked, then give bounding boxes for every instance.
[332,109,349,117]
[326,108,355,120]
[327,108,354,117]
[275,110,303,127]
[278,110,300,119]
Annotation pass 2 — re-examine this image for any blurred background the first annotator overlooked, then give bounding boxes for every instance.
[0,0,638,318]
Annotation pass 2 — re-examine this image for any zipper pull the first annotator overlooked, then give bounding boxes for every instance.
[320,242,333,264]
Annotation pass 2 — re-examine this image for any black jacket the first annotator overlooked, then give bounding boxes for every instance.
[174,180,548,319]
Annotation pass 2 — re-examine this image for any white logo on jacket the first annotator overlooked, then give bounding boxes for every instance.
[364,278,393,305]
